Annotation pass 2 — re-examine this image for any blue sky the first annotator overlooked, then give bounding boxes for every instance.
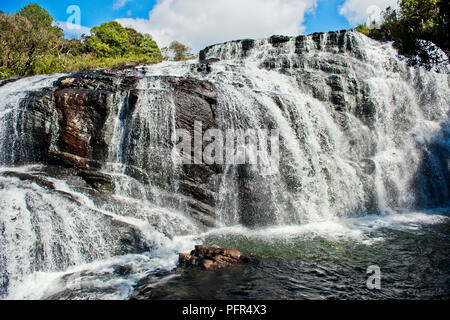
[305,0,351,33]
[0,0,157,29]
[0,0,397,51]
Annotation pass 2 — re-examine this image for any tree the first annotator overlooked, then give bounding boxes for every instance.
[162,41,195,61]
[434,0,449,57]
[356,0,449,69]
[125,27,144,47]
[138,36,163,60]
[18,3,62,37]
[0,7,164,78]
[87,21,130,57]
[0,12,60,76]
[125,27,162,60]
[0,4,63,76]
[0,14,33,75]
[393,0,449,66]
[86,23,162,61]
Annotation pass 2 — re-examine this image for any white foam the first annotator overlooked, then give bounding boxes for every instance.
[196,210,449,245]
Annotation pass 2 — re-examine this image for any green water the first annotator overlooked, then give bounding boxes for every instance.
[149,212,450,299]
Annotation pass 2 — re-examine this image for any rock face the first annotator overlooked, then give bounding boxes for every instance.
[2,69,222,227]
[1,30,448,232]
[0,68,224,296]
[2,30,448,231]
[199,38,255,61]
[178,245,248,271]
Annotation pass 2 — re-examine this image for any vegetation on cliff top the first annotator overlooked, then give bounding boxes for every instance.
[2,1,448,79]
[356,0,449,69]
[0,3,195,79]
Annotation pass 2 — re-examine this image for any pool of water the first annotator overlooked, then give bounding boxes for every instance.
[142,210,450,300]
[6,210,450,300]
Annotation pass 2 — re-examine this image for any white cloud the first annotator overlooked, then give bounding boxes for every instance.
[339,0,399,25]
[54,21,91,39]
[116,0,318,53]
[113,0,134,10]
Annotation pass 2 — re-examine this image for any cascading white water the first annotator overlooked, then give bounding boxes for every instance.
[0,31,448,299]
[0,75,200,299]
[154,31,449,222]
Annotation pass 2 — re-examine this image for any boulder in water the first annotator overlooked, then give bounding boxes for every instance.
[178,245,248,271]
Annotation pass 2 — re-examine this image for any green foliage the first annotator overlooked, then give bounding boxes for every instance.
[17,3,63,36]
[355,24,371,36]
[85,22,162,61]
[0,14,33,76]
[0,3,63,76]
[18,3,52,28]
[87,21,130,57]
[0,4,163,79]
[124,28,162,60]
[0,66,13,79]
[30,53,157,75]
[357,0,449,69]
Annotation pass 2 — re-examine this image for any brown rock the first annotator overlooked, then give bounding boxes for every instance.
[48,149,100,169]
[178,253,198,268]
[178,245,247,271]
[60,78,76,87]
[54,88,110,161]
[201,259,215,270]
[77,169,115,193]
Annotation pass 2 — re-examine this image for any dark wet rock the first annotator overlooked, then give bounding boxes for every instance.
[0,171,55,189]
[113,264,133,276]
[330,92,347,110]
[1,69,225,227]
[167,77,218,123]
[327,75,344,92]
[204,58,220,64]
[0,90,57,165]
[48,149,102,169]
[360,158,376,175]
[0,77,19,87]
[241,39,255,53]
[269,35,291,47]
[56,71,139,91]
[326,30,347,48]
[54,88,110,160]
[312,32,326,50]
[355,99,377,127]
[199,38,254,61]
[190,63,212,74]
[199,46,212,62]
[77,169,115,193]
[129,269,174,300]
[164,77,220,222]
[113,221,152,255]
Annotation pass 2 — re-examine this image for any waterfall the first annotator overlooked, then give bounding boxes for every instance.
[0,30,448,299]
